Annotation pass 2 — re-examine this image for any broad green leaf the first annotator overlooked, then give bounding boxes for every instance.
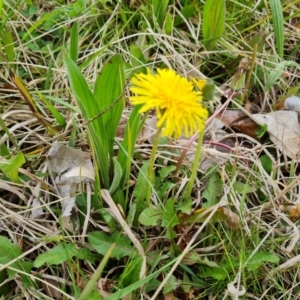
[165,13,173,34]
[109,158,123,194]
[70,21,79,63]
[12,261,33,288]
[270,0,284,58]
[127,203,136,226]
[162,198,179,228]
[201,266,227,280]
[3,28,14,62]
[233,182,256,194]
[76,248,97,264]
[264,60,300,92]
[202,172,223,207]
[264,61,285,92]
[86,290,101,300]
[106,257,177,300]
[0,143,10,157]
[64,55,110,188]
[133,161,150,202]
[93,54,125,159]
[129,45,147,74]
[157,181,175,200]
[144,278,161,293]
[162,198,179,239]
[0,152,25,183]
[0,270,10,295]
[0,236,22,264]
[34,244,77,267]
[117,105,142,188]
[163,274,180,294]
[138,205,163,226]
[202,0,225,50]
[201,256,220,268]
[174,5,195,27]
[152,0,169,27]
[34,243,96,267]
[182,272,193,293]
[88,232,136,259]
[0,236,33,281]
[260,155,273,175]
[158,165,176,179]
[177,197,192,214]
[246,251,279,271]
[119,256,143,288]
[22,7,65,41]
[100,208,116,231]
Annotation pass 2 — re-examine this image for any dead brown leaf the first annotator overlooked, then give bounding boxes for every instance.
[252,111,300,159]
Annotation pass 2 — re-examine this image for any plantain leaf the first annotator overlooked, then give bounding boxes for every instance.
[3,28,14,62]
[64,55,110,188]
[70,21,79,63]
[94,54,125,160]
[270,0,284,58]
[202,0,226,50]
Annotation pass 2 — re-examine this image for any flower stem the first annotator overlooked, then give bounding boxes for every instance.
[146,127,162,206]
[185,129,205,201]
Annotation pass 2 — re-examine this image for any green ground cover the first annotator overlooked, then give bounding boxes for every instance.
[1,0,300,299]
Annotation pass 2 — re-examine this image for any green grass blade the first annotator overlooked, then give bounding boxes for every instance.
[78,243,115,300]
[106,257,177,300]
[70,21,79,63]
[129,45,147,74]
[270,0,284,58]
[202,0,226,50]
[0,152,25,183]
[21,7,65,41]
[44,58,53,90]
[35,91,66,128]
[0,117,18,149]
[117,105,142,188]
[264,60,300,92]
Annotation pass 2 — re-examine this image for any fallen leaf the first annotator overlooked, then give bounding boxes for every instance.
[216,110,246,127]
[47,141,94,231]
[41,277,62,299]
[216,110,260,138]
[139,117,157,144]
[30,198,44,219]
[252,111,300,159]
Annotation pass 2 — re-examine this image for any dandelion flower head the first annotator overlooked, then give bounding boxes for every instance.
[130,68,208,138]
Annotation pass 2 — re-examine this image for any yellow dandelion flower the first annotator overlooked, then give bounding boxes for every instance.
[130,68,208,138]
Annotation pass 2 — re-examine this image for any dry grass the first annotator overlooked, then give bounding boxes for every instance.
[1,1,300,299]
